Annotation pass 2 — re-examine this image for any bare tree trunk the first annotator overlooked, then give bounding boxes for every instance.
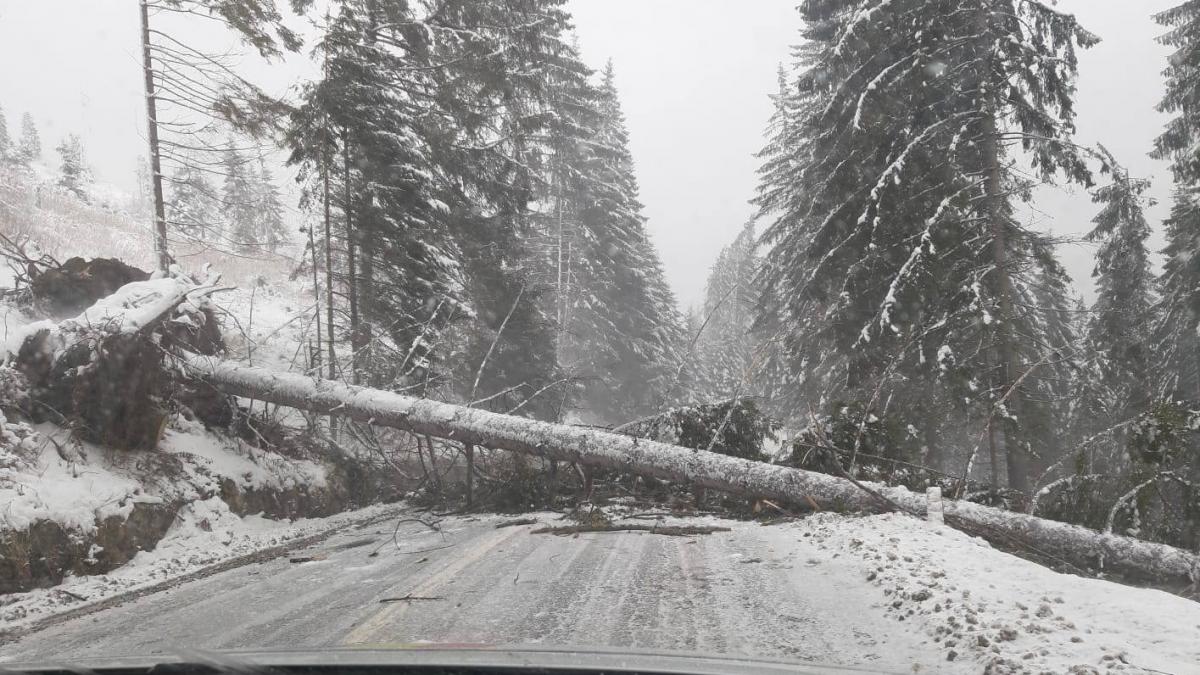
[977,4,1030,494]
[986,413,1000,489]
[354,1,378,385]
[323,144,336,382]
[307,182,322,375]
[140,0,170,273]
[552,172,567,365]
[178,353,1200,585]
[343,136,361,386]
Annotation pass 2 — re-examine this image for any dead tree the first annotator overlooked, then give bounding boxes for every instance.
[177,352,1200,586]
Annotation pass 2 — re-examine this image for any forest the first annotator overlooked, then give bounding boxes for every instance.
[2,0,1200,583]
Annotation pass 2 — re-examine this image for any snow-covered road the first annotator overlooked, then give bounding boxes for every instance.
[0,511,930,671]
[3,509,1199,674]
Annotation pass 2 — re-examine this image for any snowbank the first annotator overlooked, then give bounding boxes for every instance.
[0,419,330,536]
[779,513,1200,674]
[0,499,401,629]
[162,416,327,493]
[0,424,148,533]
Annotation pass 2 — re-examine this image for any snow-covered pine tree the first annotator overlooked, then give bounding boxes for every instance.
[222,144,259,252]
[425,0,591,418]
[540,61,686,422]
[756,0,1097,490]
[1152,190,1200,401]
[0,105,11,163]
[253,160,287,253]
[16,113,40,167]
[1113,0,1200,536]
[55,134,92,201]
[693,224,761,402]
[1084,149,1156,423]
[1154,1,1200,181]
[1152,2,1200,402]
[165,162,221,241]
[286,0,588,395]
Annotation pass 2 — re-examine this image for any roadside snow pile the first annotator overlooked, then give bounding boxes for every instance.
[0,421,329,535]
[0,498,401,629]
[0,422,148,533]
[162,416,327,493]
[1,300,38,361]
[788,513,1200,674]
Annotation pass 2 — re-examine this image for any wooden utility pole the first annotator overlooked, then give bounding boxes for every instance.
[140,0,170,273]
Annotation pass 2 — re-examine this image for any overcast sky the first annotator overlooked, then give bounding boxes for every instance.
[0,0,1181,307]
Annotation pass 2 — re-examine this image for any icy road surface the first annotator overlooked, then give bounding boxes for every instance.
[4,509,1200,674]
[1,512,932,671]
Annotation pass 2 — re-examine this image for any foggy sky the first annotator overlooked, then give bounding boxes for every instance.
[0,0,1181,308]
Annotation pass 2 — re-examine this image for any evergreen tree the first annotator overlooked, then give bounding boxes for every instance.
[16,113,40,166]
[1085,149,1156,420]
[1153,1,1200,183]
[0,104,11,163]
[428,0,589,416]
[693,224,761,402]
[222,144,259,251]
[755,0,1097,490]
[166,162,221,240]
[1152,190,1200,401]
[540,61,686,422]
[1152,2,1200,402]
[55,134,92,201]
[287,0,587,399]
[253,160,287,253]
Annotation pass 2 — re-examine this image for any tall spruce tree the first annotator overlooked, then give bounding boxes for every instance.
[541,61,685,422]
[756,0,1097,490]
[222,145,259,251]
[16,113,40,166]
[1152,2,1200,402]
[0,105,10,163]
[55,134,92,201]
[253,161,287,253]
[694,224,761,402]
[166,162,221,240]
[428,0,590,417]
[1084,150,1155,421]
[1152,191,1200,400]
[287,0,587,406]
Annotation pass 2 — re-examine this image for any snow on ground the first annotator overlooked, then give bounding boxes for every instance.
[0,261,330,536]
[162,416,327,493]
[208,282,318,375]
[0,423,149,533]
[0,418,331,534]
[0,500,403,629]
[774,512,1200,674]
[0,297,38,361]
[2,506,1197,673]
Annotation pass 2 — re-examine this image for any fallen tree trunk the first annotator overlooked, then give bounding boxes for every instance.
[179,353,1200,586]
